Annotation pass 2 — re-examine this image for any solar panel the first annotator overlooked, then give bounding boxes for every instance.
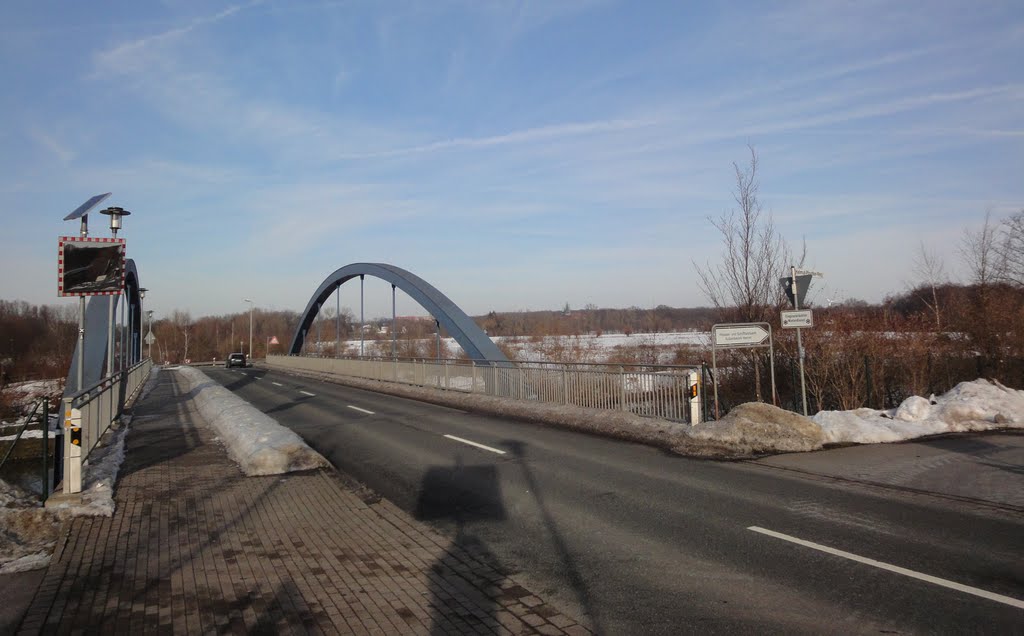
[63,193,112,221]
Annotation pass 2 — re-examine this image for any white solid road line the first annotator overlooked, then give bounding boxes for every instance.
[272,382,283,387]
[747,526,1024,609]
[347,405,375,415]
[299,390,316,397]
[443,434,506,455]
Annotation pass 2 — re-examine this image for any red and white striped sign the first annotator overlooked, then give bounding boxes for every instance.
[57,236,126,297]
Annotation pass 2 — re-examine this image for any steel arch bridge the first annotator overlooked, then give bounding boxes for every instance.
[289,263,509,364]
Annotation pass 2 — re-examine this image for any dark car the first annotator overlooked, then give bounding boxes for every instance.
[225,352,247,368]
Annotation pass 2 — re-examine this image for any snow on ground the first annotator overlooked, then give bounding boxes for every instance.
[317,331,710,364]
[813,379,1024,445]
[0,402,139,574]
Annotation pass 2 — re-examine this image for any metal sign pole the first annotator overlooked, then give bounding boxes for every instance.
[791,266,809,416]
[768,324,777,406]
[711,344,719,420]
[77,297,85,391]
[107,297,115,378]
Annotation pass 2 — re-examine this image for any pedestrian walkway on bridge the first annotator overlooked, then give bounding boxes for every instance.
[16,370,588,635]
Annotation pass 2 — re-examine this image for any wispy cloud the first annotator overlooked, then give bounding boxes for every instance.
[93,3,256,74]
[29,127,75,162]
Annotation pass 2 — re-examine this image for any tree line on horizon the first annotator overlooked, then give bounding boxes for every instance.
[3,147,1022,417]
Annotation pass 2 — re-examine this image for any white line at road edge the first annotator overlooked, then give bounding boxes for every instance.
[747,526,1024,609]
[299,390,316,397]
[272,382,283,387]
[443,434,506,455]
[347,405,375,415]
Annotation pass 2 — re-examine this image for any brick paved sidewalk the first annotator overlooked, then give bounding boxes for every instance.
[17,370,589,635]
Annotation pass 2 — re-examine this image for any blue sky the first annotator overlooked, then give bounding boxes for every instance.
[1,0,1022,320]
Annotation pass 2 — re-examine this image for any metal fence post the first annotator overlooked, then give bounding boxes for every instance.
[619,366,626,411]
[41,399,49,502]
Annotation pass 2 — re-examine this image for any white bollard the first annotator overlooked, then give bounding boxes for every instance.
[688,370,702,425]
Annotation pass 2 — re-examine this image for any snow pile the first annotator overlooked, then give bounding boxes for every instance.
[814,379,1024,444]
[176,367,327,476]
[679,403,824,457]
[0,413,134,574]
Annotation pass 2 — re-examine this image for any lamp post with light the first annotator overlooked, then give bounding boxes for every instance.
[146,310,154,359]
[243,299,254,361]
[100,207,130,377]
[138,288,148,363]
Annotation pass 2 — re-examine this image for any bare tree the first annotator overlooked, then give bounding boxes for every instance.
[960,211,1006,371]
[694,146,799,401]
[911,241,946,330]
[998,209,1024,288]
[960,210,1005,287]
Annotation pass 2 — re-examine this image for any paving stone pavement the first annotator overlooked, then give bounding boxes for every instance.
[17,370,590,635]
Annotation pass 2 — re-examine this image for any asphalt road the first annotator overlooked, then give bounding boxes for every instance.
[203,366,1024,634]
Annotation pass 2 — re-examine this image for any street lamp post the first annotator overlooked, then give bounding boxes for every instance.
[146,310,153,359]
[138,288,148,363]
[100,207,130,377]
[243,299,254,360]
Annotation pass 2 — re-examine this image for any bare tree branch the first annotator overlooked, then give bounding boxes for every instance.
[693,145,793,324]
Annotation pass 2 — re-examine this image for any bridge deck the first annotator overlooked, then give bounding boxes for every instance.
[16,369,587,635]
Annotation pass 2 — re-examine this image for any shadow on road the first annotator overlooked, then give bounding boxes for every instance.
[415,458,506,634]
[504,439,603,634]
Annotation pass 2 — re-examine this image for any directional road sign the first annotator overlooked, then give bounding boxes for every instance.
[712,323,771,348]
[781,309,813,329]
[145,331,156,345]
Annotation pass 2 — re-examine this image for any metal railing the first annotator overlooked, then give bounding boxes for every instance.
[0,397,48,467]
[60,357,153,494]
[268,355,702,423]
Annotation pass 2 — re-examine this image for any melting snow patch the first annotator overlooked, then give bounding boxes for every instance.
[176,367,328,476]
[813,379,1024,445]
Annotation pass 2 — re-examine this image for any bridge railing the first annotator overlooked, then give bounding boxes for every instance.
[267,355,703,423]
[60,357,153,494]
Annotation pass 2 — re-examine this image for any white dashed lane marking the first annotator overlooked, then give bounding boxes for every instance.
[443,434,506,455]
[747,526,1024,609]
[272,382,283,387]
[347,405,375,415]
[299,390,316,397]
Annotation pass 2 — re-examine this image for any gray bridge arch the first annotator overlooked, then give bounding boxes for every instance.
[64,258,145,396]
[289,263,510,364]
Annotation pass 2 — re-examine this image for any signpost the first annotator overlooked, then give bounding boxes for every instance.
[710,322,776,420]
[780,267,823,416]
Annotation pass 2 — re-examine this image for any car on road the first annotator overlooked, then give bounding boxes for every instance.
[225,352,247,368]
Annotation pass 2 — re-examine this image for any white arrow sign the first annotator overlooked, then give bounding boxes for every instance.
[713,323,770,347]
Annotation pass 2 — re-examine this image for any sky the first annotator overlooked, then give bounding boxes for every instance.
[1,0,1022,321]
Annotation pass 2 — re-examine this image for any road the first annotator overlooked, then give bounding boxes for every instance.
[203,366,1024,634]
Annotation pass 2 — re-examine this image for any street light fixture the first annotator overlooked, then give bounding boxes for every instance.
[99,206,131,237]
[243,299,254,361]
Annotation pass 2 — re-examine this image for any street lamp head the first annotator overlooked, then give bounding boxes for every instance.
[99,206,131,236]
[244,298,253,303]
[139,287,148,300]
